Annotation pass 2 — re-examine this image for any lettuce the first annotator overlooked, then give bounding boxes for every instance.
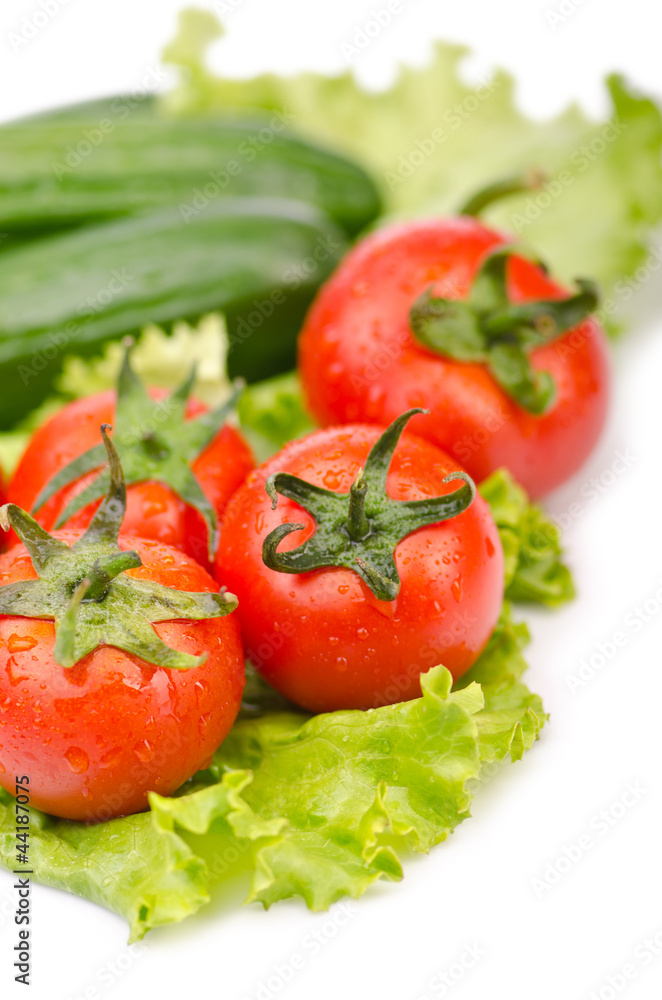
[480,468,574,606]
[162,10,662,304]
[0,608,543,941]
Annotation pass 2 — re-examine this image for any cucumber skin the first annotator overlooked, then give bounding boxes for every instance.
[0,111,382,237]
[0,198,346,428]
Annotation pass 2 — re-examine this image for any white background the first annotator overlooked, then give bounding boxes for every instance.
[1,1,662,998]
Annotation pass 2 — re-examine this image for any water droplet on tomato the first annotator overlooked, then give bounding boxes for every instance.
[328,636,339,646]
[198,713,212,737]
[486,536,495,557]
[356,628,369,640]
[255,510,265,533]
[141,497,168,518]
[451,575,463,602]
[7,634,37,653]
[100,746,122,768]
[0,762,5,774]
[336,657,348,672]
[321,326,339,344]
[323,470,342,490]
[133,739,153,763]
[338,584,350,595]
[64,747,89,773]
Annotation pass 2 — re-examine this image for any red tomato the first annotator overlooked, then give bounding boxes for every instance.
[215,422,503,713]
[8,389,254,567]
[0,533,244,822]
[298,217,610,498]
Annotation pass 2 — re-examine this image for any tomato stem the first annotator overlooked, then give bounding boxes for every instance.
[409,247,599,415]
[262,409,476,602]
[459,169,546,217]
[346,473,370,542]
[30,343,245,560]
[0,428,238,670]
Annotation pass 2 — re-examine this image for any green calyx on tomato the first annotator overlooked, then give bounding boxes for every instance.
[0,425,237,669]
[262,408,476,602]
[31,341,244,559]
[409,246,599,415]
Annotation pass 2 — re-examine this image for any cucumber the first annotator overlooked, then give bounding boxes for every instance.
[0,198,346,428]
[0,106,381,237]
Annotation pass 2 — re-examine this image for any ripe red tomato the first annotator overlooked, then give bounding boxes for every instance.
[298,216,610,498]
[8,389,254,567]
[0,533,244,822]
[216,420,503,713]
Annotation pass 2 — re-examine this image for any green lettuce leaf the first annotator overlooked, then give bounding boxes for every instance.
[238,372,315,462]
[0,609,543,939]
[480,468,574,606]
[162,10,662,303]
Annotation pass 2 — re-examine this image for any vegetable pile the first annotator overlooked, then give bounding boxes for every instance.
[0,8,660,939]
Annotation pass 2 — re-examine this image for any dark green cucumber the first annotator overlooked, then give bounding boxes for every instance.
[0,105,381,237]
[0,197,346,428]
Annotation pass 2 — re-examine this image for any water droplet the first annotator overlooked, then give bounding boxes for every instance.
[100,746,122,768]
[486,536,495,558]
[356,628,368,640]
[64,747,89,774]
[338,584,350,595]
[7,634,37,653]
[141,497,167,518]
[255,510,265,533]
[336,657,348,672]
[198,713,212,738]
[133,739,153,763]
[323,470,342,490]
[322,326,339,344]
[0,762,5,774]
[451,574,463,602]
[328,636,339,646]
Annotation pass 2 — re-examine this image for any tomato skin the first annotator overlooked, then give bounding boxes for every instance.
[0,534,245,822]
[215,424,504,713]
[298,217,611,499]
[7,389,254,568]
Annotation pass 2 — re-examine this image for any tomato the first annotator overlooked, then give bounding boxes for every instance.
[0,531,244,822]
[216,413,503,713]
[8,387,254,568]
[0,425,244,822]
[298,216,610,498]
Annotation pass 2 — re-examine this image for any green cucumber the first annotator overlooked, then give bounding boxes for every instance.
[0,105,381,237]
[0,197,346,428]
